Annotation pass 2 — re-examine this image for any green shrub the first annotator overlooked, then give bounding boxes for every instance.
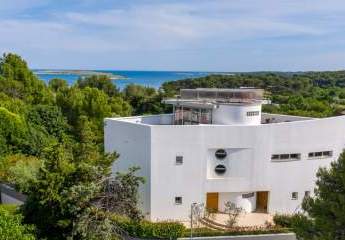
[110,214,185,239]
[273,213,317,239]
[0,204,36,240]
[0,204,17,214]
[273,214,294,228]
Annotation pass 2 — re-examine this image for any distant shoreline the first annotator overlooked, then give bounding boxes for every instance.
[34,70,127,80]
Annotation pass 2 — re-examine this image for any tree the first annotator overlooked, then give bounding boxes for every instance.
[0,154,41,192]
[57,87,111,126]
[109,96,132,117]
[0,53,53,104]
[49,78,68,92]
[223,201,243,228]
[76,75,119,97]
[299,152,345,239]
[26,104,69,140]
[0,107,27,154]
[123,84,166,115]
[56,86,131,145]
[5,154,41,193]
[21,139,144,240]
[0,92,27,114]
[93,166,145,221]
[21,142,113,239]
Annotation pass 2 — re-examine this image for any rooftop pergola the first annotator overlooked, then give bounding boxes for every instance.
[163,88,264,107]
[180,88,264,102]
[162,88,264,125]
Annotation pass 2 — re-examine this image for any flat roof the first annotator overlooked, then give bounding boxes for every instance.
[106,112,315,126]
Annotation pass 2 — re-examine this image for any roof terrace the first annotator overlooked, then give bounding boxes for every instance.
[111,113,314,126]
[164,88,267,125]
[109,88,314,126]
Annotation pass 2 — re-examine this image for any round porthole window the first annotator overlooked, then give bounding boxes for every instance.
[215,149,227,159]
[215,164,226,175]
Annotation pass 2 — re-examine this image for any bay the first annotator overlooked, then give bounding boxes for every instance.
[35,70,212,89]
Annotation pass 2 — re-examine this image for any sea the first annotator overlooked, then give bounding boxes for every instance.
[35,70,213,89]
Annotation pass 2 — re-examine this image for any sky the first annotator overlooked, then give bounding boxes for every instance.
[1,0,345,71]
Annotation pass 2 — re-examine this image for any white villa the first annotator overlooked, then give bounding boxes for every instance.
[104,88,345,222]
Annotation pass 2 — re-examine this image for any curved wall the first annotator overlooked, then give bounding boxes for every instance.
[212,104,262,125]
[219,192,256,213]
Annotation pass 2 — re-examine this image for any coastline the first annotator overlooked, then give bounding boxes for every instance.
[34,70,126,80]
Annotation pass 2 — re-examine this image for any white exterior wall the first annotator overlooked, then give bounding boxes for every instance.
[212,104,261,125]
[105,115,345,221]
[104,119,152,219]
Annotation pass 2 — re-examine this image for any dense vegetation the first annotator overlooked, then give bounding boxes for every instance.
[0,53,176,240]
[162,72,345,117]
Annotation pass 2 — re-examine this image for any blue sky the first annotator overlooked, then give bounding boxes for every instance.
[1,0,345,71]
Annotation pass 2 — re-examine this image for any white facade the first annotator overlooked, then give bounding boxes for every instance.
[212,104,262,125]
[104,89,345,221]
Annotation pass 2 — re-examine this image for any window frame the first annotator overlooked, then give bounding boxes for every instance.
[271,153,301,162]
[308,151,333,160]
[291,192,298,200]
[175,196,182,205]
[304,191,311,198]
[246,111,260,117]
[175,156,183,165]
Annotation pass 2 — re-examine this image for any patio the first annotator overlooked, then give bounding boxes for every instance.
[212,212,274,227]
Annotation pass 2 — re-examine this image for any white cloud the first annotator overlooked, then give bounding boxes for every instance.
[1,0,345,70]
[59,1,328,52]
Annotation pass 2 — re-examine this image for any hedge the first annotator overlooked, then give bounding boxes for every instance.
[107,212,293,239]
[110,215,186,239]
[273,213,317,239]
[183,227,291,237]
[273,214,295,228]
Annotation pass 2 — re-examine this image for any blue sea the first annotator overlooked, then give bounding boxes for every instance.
[35,70,212,89]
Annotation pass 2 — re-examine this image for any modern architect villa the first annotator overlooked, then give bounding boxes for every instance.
[104,88,345,221]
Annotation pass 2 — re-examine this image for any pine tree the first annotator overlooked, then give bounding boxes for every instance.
[301,151,345,239]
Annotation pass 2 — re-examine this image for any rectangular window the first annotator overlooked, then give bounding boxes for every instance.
[304,191,310,198]
[242,192,255,198]
[291,192,298,200]
[271,153,301,162]
[247,111,260,117]
[323,151,333,157]
[315,152,322,157]
[175,196,182,205]
[176,156,183,165]
[308,151,333,159]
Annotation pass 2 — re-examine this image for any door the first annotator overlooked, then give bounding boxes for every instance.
[206,192,219,211]
[256,191,268,213]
